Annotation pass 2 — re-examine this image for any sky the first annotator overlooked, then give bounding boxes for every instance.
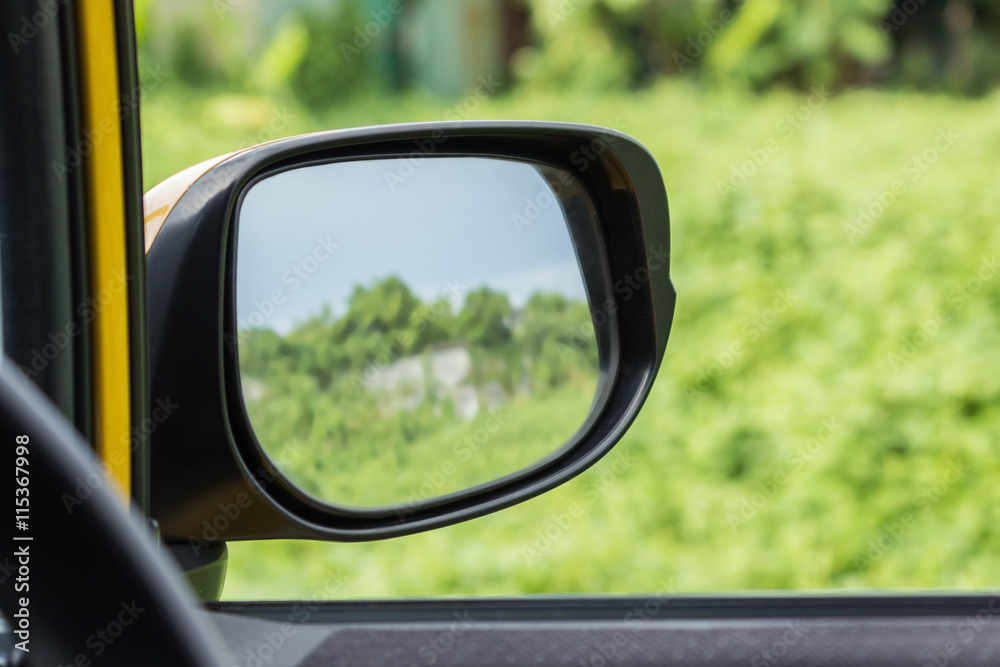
[236,156,588,333]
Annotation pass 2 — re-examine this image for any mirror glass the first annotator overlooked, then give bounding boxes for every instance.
[235,156,601,509]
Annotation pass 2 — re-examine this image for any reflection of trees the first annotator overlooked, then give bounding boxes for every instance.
[457,287,513,348]
[239,275,598,390]
[333,276,420,339]
[237,275,600,484]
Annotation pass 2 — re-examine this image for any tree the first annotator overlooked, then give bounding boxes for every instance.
[289,3,374,109]
[457,287,513,348]
[334,276,420,340]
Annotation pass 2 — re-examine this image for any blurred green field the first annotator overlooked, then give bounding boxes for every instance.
[142,81,1000,598]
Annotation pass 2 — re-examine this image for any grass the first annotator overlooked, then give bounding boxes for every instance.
[142,80,1000,599]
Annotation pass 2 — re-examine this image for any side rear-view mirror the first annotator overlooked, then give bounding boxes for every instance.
[144,121,675,547]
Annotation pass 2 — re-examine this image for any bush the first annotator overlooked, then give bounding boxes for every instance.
[289,3,377,109]
[183,82,1000,598]
[516,0,1000,94]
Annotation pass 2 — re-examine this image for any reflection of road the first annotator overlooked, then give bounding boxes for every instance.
[367,343,504,421]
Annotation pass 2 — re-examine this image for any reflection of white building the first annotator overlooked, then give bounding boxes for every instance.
[241,377,267,403]
[367,343,505,421]
[370,355,427,413]
[430,346,472,389]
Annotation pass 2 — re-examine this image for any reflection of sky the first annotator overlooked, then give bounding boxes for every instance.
[236,157,586,333]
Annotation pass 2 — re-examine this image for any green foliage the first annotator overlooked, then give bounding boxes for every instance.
[530,0,793,90]
[520,293,597,387]
[169,20,226,88]
[289,3,376,109]
[142,75,1000,599]
[457,287,514,348]
[238,276,598,506]
[337,277,421,339]
[515,0,1000,93]
[514,0,638,91]
[139,1,258,90]
[251,19,310,94]
[704,0,893,88]
[136,0,1000,104]
[409,297,458,352]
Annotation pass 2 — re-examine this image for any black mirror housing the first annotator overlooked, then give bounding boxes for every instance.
[147,121,675,545]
